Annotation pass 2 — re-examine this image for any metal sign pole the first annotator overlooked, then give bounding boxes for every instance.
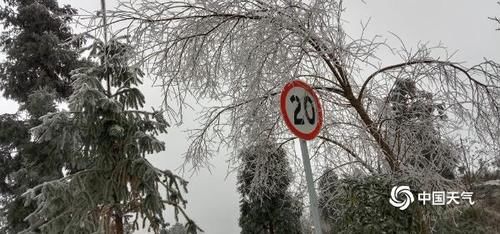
[299,139,323,234]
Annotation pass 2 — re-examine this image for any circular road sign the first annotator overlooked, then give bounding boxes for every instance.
[280,80,323,140]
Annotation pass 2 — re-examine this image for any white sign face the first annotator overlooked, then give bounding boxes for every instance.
[280,80,323,140]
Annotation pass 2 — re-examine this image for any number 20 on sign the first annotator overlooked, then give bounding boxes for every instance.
[280,80,323,140]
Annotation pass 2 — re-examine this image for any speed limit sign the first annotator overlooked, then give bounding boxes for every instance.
[280,80,324,233]
[280,80,323,140]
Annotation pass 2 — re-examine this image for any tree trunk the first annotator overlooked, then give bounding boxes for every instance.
[269,222,275,234]
[114,213,124,234]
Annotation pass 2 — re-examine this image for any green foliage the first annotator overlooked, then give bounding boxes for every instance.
[0,99,66,231]
[0,91,66,233]
[21,38,200,234]
[317,172,500,233]
[0,114,28,198]
[19,88,57,118]
[318,173,426,234]
[237,141,302,234]
[434,206,500,234]
[0,0,83,102]
[0,0,83,232]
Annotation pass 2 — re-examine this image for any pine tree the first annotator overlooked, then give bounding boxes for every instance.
[0,0,83,232]
[237,140,302,234]
[21,37,199,234]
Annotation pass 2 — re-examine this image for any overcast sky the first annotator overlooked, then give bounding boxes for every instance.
[1,0,499,233]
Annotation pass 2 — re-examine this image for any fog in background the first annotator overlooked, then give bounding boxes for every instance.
[1,0,499,233]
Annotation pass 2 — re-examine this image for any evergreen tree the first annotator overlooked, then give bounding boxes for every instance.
[0,0,83,232]
[0,90,62,232]
[237,140,302,234]
[21,37,200,233]
[0,0,82,102]
[384,78,456,179]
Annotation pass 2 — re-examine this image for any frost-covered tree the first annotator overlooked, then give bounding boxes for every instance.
[490,1,500,30]
[20,37,200,234]
[317,170,427,234]
[0,0,83,232]
[106,1,500,230]
[0,90,62,232]
[237,141,302,234]
[0,112,33,232]
[163,223,187,234]
[382,78,457,180]
[107,2,500,231]
[111,0,500,189]
[0,0,82,102]
[317,168,338,233]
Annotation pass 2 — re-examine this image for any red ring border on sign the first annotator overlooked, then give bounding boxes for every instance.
[280,80,323,141]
